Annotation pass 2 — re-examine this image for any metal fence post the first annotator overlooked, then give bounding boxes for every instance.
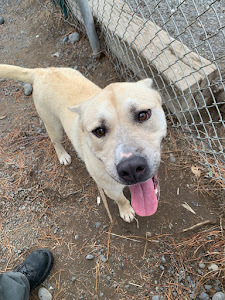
[77,0,100,56]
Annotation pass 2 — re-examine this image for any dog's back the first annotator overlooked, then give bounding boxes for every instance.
[0,64,101,106]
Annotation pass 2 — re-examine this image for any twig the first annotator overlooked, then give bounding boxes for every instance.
[106,223,113,260]
[105,232,141,243]
[142,232,148,259]
[181,220,218,232]
[98,186,113,223]
[128,282,142,287]
[95,261,100,294]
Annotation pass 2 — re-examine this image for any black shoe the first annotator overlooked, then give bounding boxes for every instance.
[14,249,54,291]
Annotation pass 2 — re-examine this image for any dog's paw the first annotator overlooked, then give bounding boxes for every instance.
[119,203,135,223]
[59,152,71,165]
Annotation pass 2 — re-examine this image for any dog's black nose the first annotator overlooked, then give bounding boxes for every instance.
[117,156,149,185]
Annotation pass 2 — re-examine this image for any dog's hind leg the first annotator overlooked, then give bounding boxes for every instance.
[44,122,72,166]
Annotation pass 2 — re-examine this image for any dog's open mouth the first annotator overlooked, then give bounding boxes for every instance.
[128,175,159,217]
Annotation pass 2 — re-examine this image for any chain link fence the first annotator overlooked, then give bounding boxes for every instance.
[63,0,224,186]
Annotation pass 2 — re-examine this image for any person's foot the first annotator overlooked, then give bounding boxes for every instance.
[14,249,54,290]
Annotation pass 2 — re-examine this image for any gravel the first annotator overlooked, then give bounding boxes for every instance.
[86,254,95,260]
[0,16,4,24]
[199,263,206,269]
[159,265,165,271]
[198,292,210,300]
[169,153,176,163]
[152,296,164,300]
[161,255,166,264]
[212,292,225,300]
[38,287,52,300]
[61,36,68,44]
[23,83,33,96]
[204,284,212,291]
[68,32,80,44]
[208,263,219,271]
[94,222,101,228]
[99,254,107,262]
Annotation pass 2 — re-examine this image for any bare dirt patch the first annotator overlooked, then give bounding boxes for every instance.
[0,1,224,299]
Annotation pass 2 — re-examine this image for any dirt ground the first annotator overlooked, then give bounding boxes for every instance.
[0,1,224,299]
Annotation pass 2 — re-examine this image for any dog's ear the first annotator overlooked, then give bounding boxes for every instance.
[137,78,162,104]
[68,105,81,115]
[136,78,153,89]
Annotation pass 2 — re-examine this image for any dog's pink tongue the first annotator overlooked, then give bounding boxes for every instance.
[129,178,158,217]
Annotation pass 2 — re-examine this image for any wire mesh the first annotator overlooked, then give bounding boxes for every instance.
[65,0,224,185]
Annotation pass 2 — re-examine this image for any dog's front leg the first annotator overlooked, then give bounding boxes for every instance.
[103,187,135,223]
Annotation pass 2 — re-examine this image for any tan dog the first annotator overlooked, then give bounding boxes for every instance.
[0,65,167,222]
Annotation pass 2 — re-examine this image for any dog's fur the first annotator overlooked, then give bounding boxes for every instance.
[0,65,167,222]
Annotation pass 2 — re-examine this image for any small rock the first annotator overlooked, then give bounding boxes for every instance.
[204,284,212,291]
[51,51,60,58]
[161,255,166,264]
[99,254,107,262]
[86,254,94,260]
[215,279,222,292]
[71,276,76,282]
[54,228,59,234]
[186,276,192,284]
[125,284,130,289]
[38,287,52,300]
[172,292,177,297]
[199,263,206,269]
[208,263,219,271]
[61,36,68,44]
[0,16,4,24]
[169,153,176,163]
[190,293,195,300]
[152,296,164,300]
[68,32,80,44]
[95,222,101,228]
[197,269,203,275]
[198,292,210,300]
[212,292,225,300]
[159,265,165,271]
[75,234,79,240]
[23,83,33,96]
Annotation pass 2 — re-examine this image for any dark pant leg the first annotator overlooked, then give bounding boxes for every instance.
[0,271,30,300]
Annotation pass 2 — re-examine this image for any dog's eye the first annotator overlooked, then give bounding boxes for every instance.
[92,127,106,138]
[137,109,151,122]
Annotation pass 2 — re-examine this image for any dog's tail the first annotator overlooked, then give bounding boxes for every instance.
[0,64,37,84]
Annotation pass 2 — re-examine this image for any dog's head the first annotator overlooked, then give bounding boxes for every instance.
[70,79,167,217]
